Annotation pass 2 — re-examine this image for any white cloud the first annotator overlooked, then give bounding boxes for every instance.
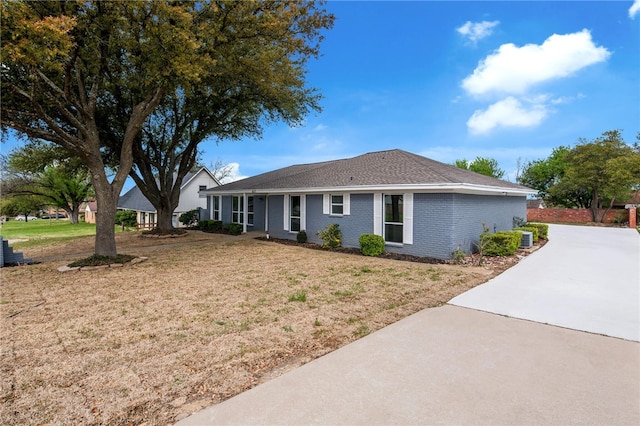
[466,96,548,134]
[550,92,585,105]
[462,29,610,96]
[312,124,328,132]
[457,20,500,44]
[630,0,640,18]
[217,162,247,183]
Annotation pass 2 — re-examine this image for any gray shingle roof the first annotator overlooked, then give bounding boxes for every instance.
[207,149,533,194]
[117,185,155,212]
[117,171,199,212]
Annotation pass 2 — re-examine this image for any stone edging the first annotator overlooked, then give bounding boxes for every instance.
[57,257,148,272]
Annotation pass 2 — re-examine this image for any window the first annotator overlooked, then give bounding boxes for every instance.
[323,193,350,215]
[199,185,207,198]
[290,195,301,232]
[232,196,243,223]
[331,195,343,215]
[212,196,220,221]
[247,196,254,225]
[384,194,403,244]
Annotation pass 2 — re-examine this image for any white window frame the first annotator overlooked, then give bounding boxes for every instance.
[212,196,221,221]
[232,195,243,224]
[284,194,305,232]
[247,196,254,226]
[383,194,404,245]
[323,193,350,216]
[379,193,413,245]
[290,195,301,232]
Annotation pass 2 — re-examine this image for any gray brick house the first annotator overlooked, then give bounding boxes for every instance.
[201,149,535,260]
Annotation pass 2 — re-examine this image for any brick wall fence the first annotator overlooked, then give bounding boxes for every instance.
[527,208,627,224]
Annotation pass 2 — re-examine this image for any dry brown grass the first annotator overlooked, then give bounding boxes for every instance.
[1,231,504,425]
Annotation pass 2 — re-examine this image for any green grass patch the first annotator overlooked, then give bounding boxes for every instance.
[288,290,307,303]
[1,220,99,239]
[1,220,131,250]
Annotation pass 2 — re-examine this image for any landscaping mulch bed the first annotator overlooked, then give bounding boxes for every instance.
[256,236,449,264]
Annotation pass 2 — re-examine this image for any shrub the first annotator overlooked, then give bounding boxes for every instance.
[450,246,467,264]
[200,220,222,232]
[358,233,385,256]
[115,210,137,228]
[317,223,342,249]
[513,216,527,228]
[227,222,243,235]
[480,231,521,256]
[179,209,200,227]
[297,230,308,243]
[526,222,549,239]
[513,226,539,243]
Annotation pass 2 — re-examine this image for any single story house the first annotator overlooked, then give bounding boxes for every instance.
[201,149,536,260]
[84,201,98,224]
[118,167,219,228]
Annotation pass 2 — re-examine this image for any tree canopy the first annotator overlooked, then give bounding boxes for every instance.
[454,157,505,179]
[4,140,92,223]
[1,0,334,256]
[519,130,640,222]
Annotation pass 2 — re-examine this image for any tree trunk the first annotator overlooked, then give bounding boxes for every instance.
[589,189,600,222]
[156,207,175,232]
[93,181,119,257]
[69,205,80,224]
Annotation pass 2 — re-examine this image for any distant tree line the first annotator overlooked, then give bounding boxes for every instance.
[518,130,640,222]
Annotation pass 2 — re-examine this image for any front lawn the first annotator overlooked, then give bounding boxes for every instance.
[0,231,505,425]
[1,220,131,251]
[1,219,96,240]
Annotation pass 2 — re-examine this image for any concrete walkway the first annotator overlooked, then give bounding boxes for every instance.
[451,224,640,341]
[177,225,640,425]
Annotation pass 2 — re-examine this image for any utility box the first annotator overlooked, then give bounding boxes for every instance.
[519,231,533,249]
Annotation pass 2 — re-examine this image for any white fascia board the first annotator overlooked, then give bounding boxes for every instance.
[202,184,536,197]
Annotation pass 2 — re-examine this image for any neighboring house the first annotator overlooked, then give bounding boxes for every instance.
[527,199,545,209]
[201,149,535,260]
[84,201,98,224]
[118,167,220,228]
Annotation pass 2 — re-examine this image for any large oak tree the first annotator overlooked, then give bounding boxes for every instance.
[1,0,334,255]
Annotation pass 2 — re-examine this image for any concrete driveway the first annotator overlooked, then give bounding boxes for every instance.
[451,224,640,341]
[177,224,640,425]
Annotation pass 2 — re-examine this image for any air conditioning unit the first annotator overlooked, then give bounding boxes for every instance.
[519,231,533,248]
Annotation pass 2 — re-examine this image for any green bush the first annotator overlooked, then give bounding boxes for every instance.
[228,222,243,235]
[297,230,308,243]
[480,231,521,256]
[526,222,548,239]
[358,233,385,256]
[199,220,224,233]
[513,226,539,243]
[179,209,200,227]
[115,210,137,228]
[317,223,342,249]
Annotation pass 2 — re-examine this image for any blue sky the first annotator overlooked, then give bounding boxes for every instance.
[3,1,639,191]
[208,0,639,184]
